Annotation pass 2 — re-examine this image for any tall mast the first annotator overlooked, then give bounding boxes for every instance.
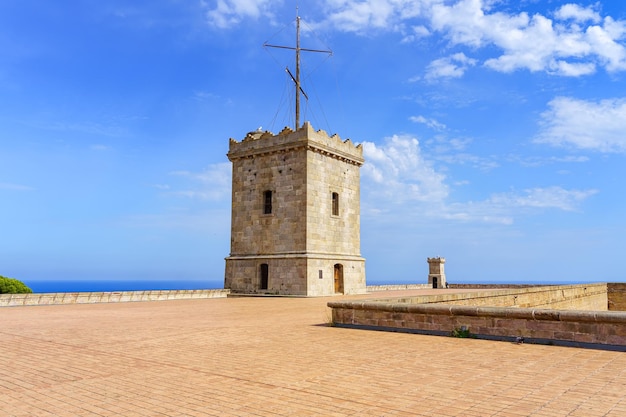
[295,14,301,129]
[264,10,332,130]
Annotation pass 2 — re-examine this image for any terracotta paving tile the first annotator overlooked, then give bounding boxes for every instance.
[1,289,625,416]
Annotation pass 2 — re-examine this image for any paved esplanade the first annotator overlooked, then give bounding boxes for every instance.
[1,290,625,416]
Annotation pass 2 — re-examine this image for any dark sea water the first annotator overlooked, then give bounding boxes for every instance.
[24,278,608,294]
[25,280,224,293]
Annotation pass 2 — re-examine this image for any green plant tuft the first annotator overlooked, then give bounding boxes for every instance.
[451,326,472,338]
[0,275,33,294]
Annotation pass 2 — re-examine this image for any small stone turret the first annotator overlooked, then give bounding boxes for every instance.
[427,257,446,289]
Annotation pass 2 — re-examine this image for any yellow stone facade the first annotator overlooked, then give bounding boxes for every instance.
[225,122,366,296]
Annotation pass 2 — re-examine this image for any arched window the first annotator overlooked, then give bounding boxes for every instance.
[263,190,272,214]
[331,192,339,216]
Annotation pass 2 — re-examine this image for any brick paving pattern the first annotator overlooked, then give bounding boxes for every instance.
[1,290,625,416]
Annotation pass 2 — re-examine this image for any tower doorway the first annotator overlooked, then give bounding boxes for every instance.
[432,277,438,289]
[334,264,344,294]
[260,263,269,290]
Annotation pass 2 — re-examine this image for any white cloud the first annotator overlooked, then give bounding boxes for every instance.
[204,1,626,77]
[361,134,448,204]
[318,0,426,34]
[360,134,595,224]
[535,97,626,153]
[410,115,446,130]
[432,1,626,76]
[554,4,601,23]
[401,25,430,43]
[425,52,477,80]
[488,186,598,212]
[585,19,626,72]
[310,0,626,77]
[203,0,279,29]
[438,186,596,225]
[168,162,231,200]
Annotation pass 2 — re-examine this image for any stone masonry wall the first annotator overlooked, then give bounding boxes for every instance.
[306,257,366,296]
[228,149,307,256]
[367,284,608,311]
[329,284,626,348]
[608,283,626,311]
[306,150,361,255]
[330,301,626,347]
[0,289,229,307]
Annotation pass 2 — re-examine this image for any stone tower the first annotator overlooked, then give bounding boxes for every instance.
[224,122,366,296]
[427,257,447,289]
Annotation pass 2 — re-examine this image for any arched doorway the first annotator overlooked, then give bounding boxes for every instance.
[260,263,269,290]
[334,264,344,294]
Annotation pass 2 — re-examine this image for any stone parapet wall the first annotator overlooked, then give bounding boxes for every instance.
[0,289,229,307]
[449,284,541,289]
[608,283,626,311]
[329,283,626,349]
[228,123,363,165]
[367,284,608,311]
[329,300,626,348]
[367,284,432,291]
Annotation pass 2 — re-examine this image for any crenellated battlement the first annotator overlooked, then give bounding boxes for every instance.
[228,122,364,166]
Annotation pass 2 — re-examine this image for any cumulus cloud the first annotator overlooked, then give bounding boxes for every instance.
[430,1,625,76]
[361,134,448,204]
[309,0,626,77]
[554,4,601,23]
[203,0,279,29]
[360,134,595,224]
[424,52,477,80]
[535,97,626,152]
[204,1,626,77]
[317,0,426,33]
[401,25,430,43]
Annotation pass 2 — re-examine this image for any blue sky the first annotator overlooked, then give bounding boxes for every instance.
[2,0,626,287]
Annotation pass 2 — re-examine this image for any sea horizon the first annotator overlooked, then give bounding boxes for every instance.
[20,278,606,294]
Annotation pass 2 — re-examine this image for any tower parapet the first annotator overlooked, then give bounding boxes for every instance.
[228,122,364,167]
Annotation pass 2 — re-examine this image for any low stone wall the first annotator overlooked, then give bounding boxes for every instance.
[368,283,608,311]
[329,301,626,349]
[0,289,230,307]
[367,284,432,291]
[328,283,626,349]
[608,283,626,310]
[449,284,540,289]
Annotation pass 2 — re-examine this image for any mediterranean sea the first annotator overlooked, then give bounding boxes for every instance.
[22,278,605,293]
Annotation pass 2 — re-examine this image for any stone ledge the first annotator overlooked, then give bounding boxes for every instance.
[328,283,626,348]
[328,300,626,324]
[0,289,230,307]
